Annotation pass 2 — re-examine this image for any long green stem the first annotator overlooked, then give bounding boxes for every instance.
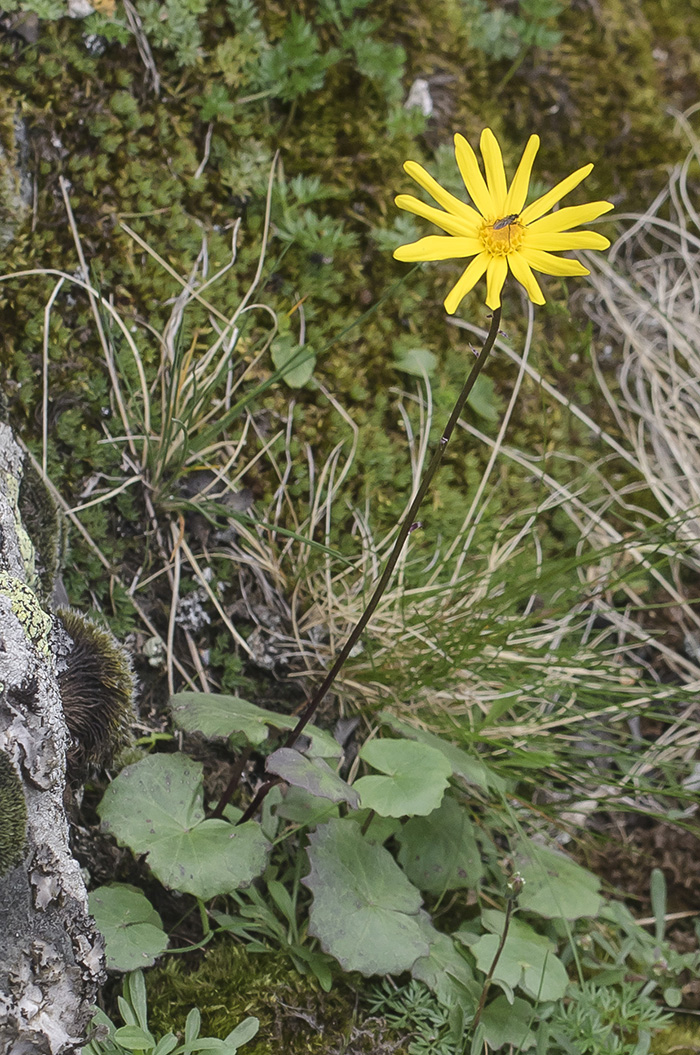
[237,307,502,825]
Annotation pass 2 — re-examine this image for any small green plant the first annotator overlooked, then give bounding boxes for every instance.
[460,0,564,62]
[547,979,672,1055]
[81,127,692,1055]
[82,970,259,1054]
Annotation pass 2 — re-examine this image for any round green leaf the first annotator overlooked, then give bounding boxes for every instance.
[514,838,602,920]
[354,739,452,817]
[377,711,503,793]
[467,915,568,1002]
[396,796,483,894]
[98,754,269,899]
[89,883,169,972]
[271,335,316,388]
[393,345,437,377]
[303,818,432,976]
[480,996,537,1050]
[265,748,359,807]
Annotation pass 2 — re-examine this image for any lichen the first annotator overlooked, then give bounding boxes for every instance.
[0,469,37,586]
[18,458,66,606]
[0,572,52,655]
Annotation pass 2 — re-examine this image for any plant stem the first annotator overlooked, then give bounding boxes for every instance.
[238,307,502,825]
[471,873,523,1032]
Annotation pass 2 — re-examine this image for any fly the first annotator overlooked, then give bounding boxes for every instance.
[493,213,520,230]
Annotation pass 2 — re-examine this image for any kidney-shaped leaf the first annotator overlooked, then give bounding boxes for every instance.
[514,837,602,920]
[378,711,504,793]
[266,748,359,807]
[98,754,269,899]
[303,818,432,976]
[169,692,341,760]
[89,883,169,972]
[396,795,483,894]
[481,996,537,1051]
[354,739,452,818]
[465,914,568,1002]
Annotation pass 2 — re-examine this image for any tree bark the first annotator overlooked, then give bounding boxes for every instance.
[0,423,105,1054]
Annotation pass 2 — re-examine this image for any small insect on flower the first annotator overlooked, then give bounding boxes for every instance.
[393,127,613,312]
[492,213,520,230]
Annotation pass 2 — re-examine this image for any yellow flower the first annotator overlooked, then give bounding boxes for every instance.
[393,128,613,313]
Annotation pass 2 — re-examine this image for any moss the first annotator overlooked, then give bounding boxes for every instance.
[56,608,135,775]
[18,457,66,606]
[651,1016,700,1054]
[144,941,408,1055]
[0,749,27,876]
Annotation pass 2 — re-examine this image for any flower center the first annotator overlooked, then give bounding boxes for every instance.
[481,215,525,255]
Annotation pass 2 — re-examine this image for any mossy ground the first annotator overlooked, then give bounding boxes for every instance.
[143,940,408,1054]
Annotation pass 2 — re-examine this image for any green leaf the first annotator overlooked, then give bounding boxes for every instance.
[89,885,169,972]
[303,818,433,975]
[152,1036,177,1055]
[396,796,483,894]
[346,809,401,844]
[272,785,340,826]
[184,1008,201,1045]
[465,914,568,1001]
[467,373,502,422]
[514,838,602,919]
[270,335,316,388]
[169,692,274,746]
[113,1024,156,1051]
[354,739,452,817]
[223,1016,260,1047]
[411,931,478,1012]
[265,748,359,807]
[169,693,341,760]
[124,971,149,1032]
[393,345,437,377]
[377,712,503,793]
[480,995,537,1050]
[98,755,269,898]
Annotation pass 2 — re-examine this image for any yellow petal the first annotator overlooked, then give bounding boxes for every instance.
[528,201,614,234]
[525,231,611,251]
[507,251,546,304]
[394,235,482,262]
[394,194,481,236]
[444,253,489,314]
[504,134,540,215]
[485,255,508,309]
[521,164,593,224]
[520,247,590,276]
[454,133,494,218]
[403,160,479,224]
[480,128,508,214]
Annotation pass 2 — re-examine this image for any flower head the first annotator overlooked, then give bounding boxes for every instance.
[393,128,613,313]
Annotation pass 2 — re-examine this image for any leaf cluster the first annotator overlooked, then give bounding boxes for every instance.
[89,690,686,1052]
[459,0,564,62]
[83,970,259,1054]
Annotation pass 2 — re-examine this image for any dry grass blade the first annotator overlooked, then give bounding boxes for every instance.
[583,103,700,564]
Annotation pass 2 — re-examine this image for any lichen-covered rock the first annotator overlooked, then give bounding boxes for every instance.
[0,423,105,1054]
